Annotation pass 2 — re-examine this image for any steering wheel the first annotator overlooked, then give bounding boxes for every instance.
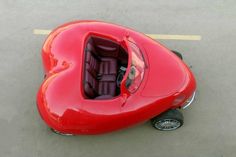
[116,72,124,87]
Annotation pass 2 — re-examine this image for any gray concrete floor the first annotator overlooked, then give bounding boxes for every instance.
[1,0,236,157]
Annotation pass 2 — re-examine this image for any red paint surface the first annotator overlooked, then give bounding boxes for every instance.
[37,21,196,134]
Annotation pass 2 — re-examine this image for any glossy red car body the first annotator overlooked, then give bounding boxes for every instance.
[37,20,196,135]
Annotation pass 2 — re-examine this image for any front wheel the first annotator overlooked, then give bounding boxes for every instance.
[151,109,183,131]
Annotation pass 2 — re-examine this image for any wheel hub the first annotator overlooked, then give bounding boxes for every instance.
[155,119,181,131]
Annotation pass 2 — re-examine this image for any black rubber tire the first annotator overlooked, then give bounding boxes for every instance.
[171,50,183,60]
[151,109,184,131]
[50,128,74,136]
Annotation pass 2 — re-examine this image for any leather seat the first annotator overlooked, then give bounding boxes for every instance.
[99,58,117,75]
[84,41,118,99]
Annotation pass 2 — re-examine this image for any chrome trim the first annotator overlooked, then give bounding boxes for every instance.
[182,91,196,109]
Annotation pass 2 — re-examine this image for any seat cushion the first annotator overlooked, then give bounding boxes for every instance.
[99,58,117,75]
[99,74,116,82]
[98,81,116,96]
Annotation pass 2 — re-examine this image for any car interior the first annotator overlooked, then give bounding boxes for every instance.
[83,36,128,100]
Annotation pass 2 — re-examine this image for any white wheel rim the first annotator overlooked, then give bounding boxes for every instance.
[155,119,181,131]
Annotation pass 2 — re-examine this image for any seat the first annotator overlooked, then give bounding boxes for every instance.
[84,40,118,99]
[84,71,98,98]
[86,42,117,75]
[99,58,117,75]
[98,81,116,96]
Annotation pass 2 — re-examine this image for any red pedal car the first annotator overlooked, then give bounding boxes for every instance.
[37,21,196,135]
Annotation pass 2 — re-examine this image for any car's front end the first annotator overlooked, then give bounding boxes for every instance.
[127,33,197,131]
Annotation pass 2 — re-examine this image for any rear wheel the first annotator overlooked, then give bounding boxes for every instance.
[171,50,183,60]
[151,109,183,131]
[50,128,74,136]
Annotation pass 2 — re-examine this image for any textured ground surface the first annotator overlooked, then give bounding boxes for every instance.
[1,0,236,157]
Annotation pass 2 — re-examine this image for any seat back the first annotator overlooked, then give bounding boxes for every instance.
[84,70,98,98]
[84,40,100,98]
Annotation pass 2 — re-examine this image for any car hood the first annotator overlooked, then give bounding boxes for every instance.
[141,42,188,97]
